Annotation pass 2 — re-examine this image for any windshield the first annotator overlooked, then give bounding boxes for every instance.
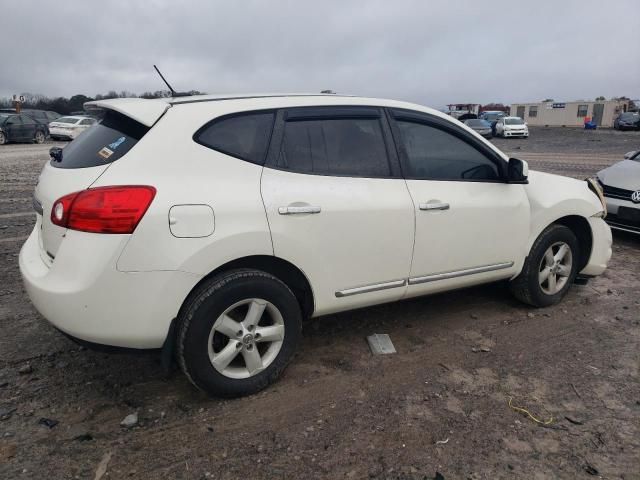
[482,113,504,121]
[465,119,491,127]
[55,117,80,124]
[620,113,639,120]
[505,118,525,125]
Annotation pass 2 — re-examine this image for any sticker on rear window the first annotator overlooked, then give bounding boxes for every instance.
[108,136,126,150]
[98,147,114,159]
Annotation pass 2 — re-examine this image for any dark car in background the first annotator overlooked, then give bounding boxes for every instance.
[463,118,493,138]
[0,113,49,145]
[23,109,62,124]
[479,110,506,135]
[614,112,640,131]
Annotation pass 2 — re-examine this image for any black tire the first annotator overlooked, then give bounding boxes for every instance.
[0,131,6,145]
[176,269,302,397]
[34,130,45,144]
[510,224,580,307]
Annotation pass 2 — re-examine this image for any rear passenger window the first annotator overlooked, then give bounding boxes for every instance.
[195,112,274,165]
[396,121,500,181]
[275,117,391,177]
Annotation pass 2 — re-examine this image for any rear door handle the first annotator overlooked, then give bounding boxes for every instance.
[278,205,321,215]
[419,202,450,211]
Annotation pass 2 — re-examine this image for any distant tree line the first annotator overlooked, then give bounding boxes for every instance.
[0,90,205,115]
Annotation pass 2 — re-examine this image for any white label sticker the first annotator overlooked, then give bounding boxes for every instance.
[98,147,113,159]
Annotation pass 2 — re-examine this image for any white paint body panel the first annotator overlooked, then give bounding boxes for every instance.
[19,94,612,348]
[261,169,414,315]
[404,180,529,298]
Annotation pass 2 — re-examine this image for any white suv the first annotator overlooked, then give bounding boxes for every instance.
[20,94,612,397]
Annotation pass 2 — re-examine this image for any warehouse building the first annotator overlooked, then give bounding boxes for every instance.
[509,99,630,128]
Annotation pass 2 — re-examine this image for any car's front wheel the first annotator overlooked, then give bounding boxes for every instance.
[510,224,579,307]
[34,130,45,144]
[177,269,302,397]
[0,131,6,145]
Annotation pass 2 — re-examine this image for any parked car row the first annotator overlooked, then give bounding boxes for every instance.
[463,114,529,139]
[0,108,97,145]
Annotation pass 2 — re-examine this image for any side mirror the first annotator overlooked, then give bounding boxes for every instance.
[623,150,637,160]
[508,158,528,183]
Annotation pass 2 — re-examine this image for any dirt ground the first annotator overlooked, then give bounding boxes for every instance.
[1,127,639,480]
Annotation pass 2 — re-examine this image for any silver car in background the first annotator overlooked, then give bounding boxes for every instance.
[463,118,493,138]
[596,150,640,234]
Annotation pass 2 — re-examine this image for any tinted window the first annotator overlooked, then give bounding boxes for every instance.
[79,119,95,125]
[20,115,36,125]
[52,110,148,169]
[396,121,501,181]
[275,117,390,177]
[6,116,20,125]
[195,112,274,165]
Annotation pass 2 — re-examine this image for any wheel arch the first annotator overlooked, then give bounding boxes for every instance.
[550,215,593,272]
[181,255,315,319]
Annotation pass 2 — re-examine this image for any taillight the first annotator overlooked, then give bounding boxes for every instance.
[51,186,156,234]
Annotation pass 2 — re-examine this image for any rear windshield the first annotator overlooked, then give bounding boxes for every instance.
[465,119,490,127]
[55,117,80,124]
[51,110,149,169]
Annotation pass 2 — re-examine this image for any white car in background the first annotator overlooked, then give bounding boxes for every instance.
[20,94,611,397]
[49,115,97,140]
[496,116,529,138]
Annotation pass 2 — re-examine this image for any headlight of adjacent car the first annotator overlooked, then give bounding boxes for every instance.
[585,177,607,218]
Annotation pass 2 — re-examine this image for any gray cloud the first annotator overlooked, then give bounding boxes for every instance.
[2,0,638,108]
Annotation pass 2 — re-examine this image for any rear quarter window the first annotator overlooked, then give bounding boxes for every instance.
[194,111,275,165]
[51,111,149,169]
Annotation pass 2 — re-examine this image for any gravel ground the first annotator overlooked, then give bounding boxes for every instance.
[0,128,639,480]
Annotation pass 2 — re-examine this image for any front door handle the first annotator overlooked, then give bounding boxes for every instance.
[278,205,321,215]
[419,202,450,211]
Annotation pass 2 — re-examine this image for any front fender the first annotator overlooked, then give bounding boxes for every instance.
[524,170,602,252]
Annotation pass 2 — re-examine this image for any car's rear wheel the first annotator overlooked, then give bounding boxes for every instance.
[510,224,579,307]
[176,269,302,397]
[34,130,45,144]
[0,131,6,145]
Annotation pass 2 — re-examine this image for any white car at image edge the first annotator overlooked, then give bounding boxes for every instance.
[49,115,97,140]
[496,116,529,138]
[19,93,612,397]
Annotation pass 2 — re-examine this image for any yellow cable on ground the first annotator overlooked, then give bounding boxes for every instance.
[508,396,554,425]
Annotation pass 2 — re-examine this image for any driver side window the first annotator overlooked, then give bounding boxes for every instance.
[396,120,501,181]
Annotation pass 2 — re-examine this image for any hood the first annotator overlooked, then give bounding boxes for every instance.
[597,159,640,191]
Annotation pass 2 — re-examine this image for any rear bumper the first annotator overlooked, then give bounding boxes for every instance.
[49,127,76,139]
[19,226,200,348]
[580,217,613,276]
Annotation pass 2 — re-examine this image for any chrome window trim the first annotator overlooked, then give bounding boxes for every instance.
[408,262,514,285]
[335,279,406,298]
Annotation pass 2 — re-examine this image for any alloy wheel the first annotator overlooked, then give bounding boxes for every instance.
[207,298,285,379]
[538,241,572,295]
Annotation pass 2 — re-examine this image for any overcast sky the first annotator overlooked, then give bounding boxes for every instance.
[2,0,638,108]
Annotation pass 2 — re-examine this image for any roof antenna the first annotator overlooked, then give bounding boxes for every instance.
[153,64,177,97]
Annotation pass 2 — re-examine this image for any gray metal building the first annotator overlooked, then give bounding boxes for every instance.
[509,99,629,128]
